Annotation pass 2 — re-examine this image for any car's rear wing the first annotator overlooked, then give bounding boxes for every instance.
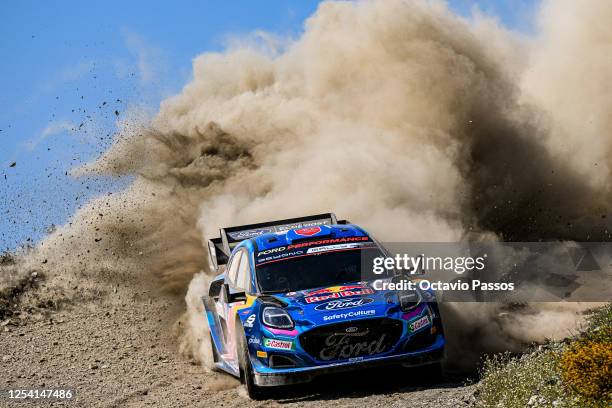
[207,213,347,271]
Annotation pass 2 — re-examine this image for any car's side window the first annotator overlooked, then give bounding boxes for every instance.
[226,250,243,286]
[234,250,251,292]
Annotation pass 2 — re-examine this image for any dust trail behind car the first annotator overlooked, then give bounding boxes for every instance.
[4,0,612,379]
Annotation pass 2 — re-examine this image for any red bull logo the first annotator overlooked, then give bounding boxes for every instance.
[304,286,374,303]
[306,285,364,296]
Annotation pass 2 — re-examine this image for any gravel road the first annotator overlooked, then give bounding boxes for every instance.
[0,273,476,408]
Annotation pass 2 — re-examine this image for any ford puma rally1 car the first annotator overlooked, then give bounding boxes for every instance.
[203,213,445,399]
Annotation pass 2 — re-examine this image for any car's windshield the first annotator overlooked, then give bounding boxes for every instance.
[255,247,389,293]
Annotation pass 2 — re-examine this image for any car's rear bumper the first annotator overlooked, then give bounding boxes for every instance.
[253,334,445,386]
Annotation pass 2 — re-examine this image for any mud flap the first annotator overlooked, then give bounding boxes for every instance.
[202,295,226,355]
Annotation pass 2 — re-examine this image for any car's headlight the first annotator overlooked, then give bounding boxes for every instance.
[398,289,421,311]
[262,306,294,329]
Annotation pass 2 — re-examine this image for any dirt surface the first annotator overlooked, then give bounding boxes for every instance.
[0,278,476,408]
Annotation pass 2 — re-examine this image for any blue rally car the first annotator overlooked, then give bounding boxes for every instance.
[203,213,445,399]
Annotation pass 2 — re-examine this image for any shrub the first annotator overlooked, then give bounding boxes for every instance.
[559,339,612,403]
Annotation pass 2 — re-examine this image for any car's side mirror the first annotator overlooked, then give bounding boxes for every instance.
[209,279,223,300]
[221,283,246,304]
[230,291,247,303]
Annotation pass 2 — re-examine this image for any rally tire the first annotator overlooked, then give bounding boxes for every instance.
[236,323,268,400]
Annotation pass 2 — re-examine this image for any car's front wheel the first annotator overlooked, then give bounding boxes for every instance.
[236,323,268,400]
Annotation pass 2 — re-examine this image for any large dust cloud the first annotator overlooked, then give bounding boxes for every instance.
[5,0,612,372]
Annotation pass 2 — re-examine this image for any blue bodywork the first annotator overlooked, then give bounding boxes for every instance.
[203,223,445,386]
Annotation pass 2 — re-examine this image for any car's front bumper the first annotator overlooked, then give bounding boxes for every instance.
[252,334,445,386]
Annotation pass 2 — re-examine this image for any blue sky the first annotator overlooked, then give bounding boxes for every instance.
[0,0,538,251]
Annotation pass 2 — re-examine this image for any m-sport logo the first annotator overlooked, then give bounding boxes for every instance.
[314,297,374,311]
